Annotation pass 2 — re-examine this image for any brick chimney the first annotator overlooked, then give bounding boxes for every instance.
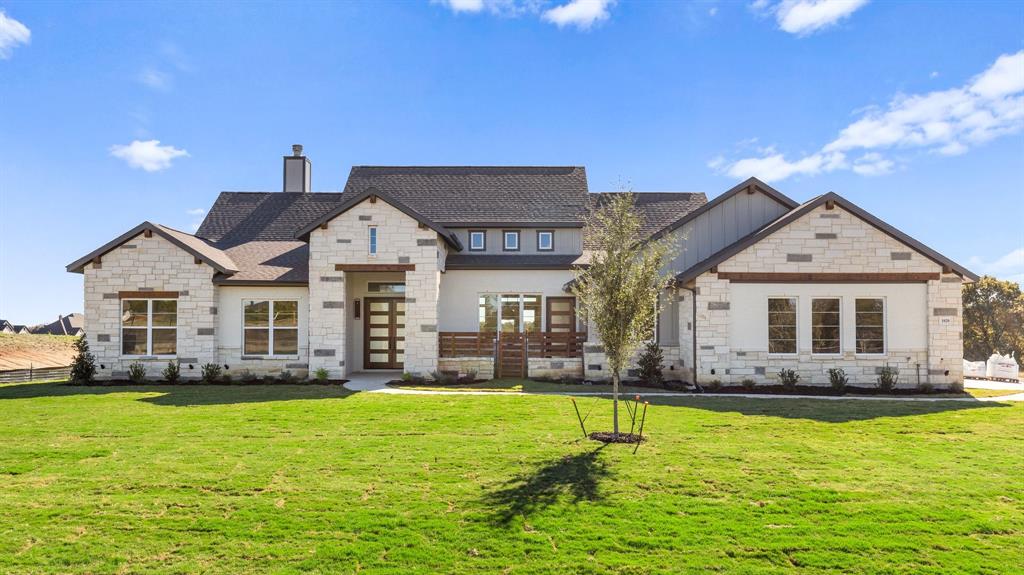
[283,144,311,193]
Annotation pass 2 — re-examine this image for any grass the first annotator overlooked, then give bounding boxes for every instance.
[0,381,1021,574]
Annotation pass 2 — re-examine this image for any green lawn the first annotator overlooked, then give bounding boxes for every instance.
[0,382,1021,574]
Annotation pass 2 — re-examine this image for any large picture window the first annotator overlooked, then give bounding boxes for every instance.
[244,300,299,355]
[478,295,498,331]
[855,298,885,354]
[121,299,177,356]
[767,297,797,354]
[479,293,543,333]
[811,298,841,354]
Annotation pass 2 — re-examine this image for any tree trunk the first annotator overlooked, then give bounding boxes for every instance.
[612,370,620,437]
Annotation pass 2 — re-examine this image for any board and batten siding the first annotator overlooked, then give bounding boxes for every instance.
[448,228,582,255]
[666,189,791,273]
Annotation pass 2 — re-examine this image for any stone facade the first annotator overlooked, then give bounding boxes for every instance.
[438,357,495,380]
[307,198,444,379]
[692,203,964,388]
[83,233,218,380]
[529,357,584,380]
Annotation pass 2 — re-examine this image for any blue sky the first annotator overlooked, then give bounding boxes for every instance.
[1,0,1022,324]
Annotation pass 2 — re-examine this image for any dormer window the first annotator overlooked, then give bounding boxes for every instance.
[503,230,520,251]
[537,230,554,251]
[469,230,486,251]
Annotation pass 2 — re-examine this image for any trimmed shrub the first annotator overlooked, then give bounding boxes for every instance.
[429,370,457,385]
[200,363,222,384]
[705,379,722,391]
[947,380,965,393]
[69,336,97,385]
[162,361,181,384]
[401,372,413,382]
[828,368,848,392]
[237,369,256,383]
[221,373,234,384]
[279,370,297,384]
[636,340,664,386]
[314,368,330,382]
[128,361,147,383]
[916,381,934,393]
[740,378,756,392]
[877,366,899,392]
[778,369,800,391]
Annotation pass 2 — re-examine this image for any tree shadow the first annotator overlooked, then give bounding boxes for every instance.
[0,381,356,406]
[482,445,612,525]
[629,394,1013,423]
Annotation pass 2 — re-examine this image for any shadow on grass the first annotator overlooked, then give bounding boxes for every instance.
[629,394,1012,423]
[0,381,356,406]
[483,445,611,525]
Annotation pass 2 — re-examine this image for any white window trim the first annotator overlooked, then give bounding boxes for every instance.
[479,292,544,333]
[503,231,520,251]
[854,297,888,357]
[537,230,554,251]
[368,226,378,257]
[120,298,177,358]
[767,296,799,357]
[810,297,843,356]
[241,299,300,358]
[469,231,486,251]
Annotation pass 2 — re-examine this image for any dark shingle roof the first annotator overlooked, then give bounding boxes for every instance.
[343,166,590,225]
[584,192,708,247]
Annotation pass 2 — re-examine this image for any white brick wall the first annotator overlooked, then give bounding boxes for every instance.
[82,233,218,380]
[307,198,444,378]
[693,203,965,388]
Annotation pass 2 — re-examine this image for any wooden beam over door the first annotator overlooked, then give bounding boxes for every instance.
[334,264,416,272]
[118,291,180,298]
[716,272,940,283]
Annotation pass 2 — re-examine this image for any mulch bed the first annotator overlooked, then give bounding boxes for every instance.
[66,379,350,386]
[588,432,646,444]
[697,384,966,396]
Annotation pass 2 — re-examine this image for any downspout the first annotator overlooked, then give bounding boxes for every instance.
[681,285,698,385]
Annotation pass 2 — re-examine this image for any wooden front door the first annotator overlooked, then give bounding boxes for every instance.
[364,298,405,369]
[546,297,576,333]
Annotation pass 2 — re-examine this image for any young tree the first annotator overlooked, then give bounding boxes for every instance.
[963,276,1024,361]
[572,192,676,436]
[69,335,97,385]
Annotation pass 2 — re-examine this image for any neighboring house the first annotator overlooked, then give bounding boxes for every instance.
[67,146,975,387]
[0,320,32,335]
[32,314,85,336]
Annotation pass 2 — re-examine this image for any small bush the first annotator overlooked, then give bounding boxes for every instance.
[778,369,800,391]
[221,374,233,384]
[828,368,848,392]
[128,361,147,383]
[916,381,934,394]
[401,372,413,382]
[463,369,479,382]
[740,378,756,391]
[69,336,97,385]
[429,370,457,385]
[279,370,296,384]
[263,374,277,384]
[705,379,722,391]
[947,380,964,393]
[237,369,256,383]
[877,366,899,392]
[314,368,330,382]
[636,340,664,386]
[200,363,222,384]
[162,361,180,384]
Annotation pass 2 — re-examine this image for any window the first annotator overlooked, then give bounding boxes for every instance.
[767,297,797,354]
[121,299,177,356]
[855,298,885,354]
[537,230,554,251]
[811,298,841,354]
[244,300,299,355]
[368,282,406,294]
[368,226,378,256]
[469,230,486,251]
[478,295,498,331]
[503,230,520,251]
[522,295,542,332]
[500,294,521,332]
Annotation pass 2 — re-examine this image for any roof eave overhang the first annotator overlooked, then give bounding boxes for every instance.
[66,222,239,275]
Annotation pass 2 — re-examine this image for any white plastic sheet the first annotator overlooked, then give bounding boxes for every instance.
[985,352,1019,380]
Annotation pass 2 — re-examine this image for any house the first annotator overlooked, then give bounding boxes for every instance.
[32,314,85,336]
[0,320,33,335]
[67,146,975,387]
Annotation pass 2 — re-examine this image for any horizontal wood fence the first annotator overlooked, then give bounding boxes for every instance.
[0,366,72,384]
[438,332,586,359]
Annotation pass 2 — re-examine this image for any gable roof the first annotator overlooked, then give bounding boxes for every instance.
[34,314,85,336]
[676,192,978,283]
[587,192,708,242]
[649,177,799,241]
[293,188,464,250]
[343,166,590,226]
[67,222,239,274]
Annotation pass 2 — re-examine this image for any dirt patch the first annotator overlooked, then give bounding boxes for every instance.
[0,334,78,371]
[588,432,646,444]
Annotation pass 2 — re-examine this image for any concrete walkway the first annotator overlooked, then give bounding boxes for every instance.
[343,372,1024,402]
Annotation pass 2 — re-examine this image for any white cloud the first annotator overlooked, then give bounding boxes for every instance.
[186,208,206,216]
[138,67,171,91]
[709,7,719,16]
[930,71,940,79]
[754,0,868,36]
[0,10,31,59]
[542,0,614,29]
[714,51,1024,182]
[110,140,190,172]
[969,248,1024,285]
[441,0,485,13]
